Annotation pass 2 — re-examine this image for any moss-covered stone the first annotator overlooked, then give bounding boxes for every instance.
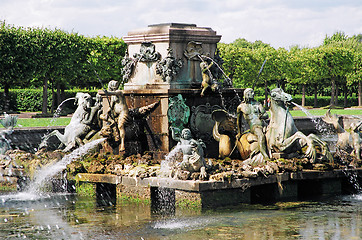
[117,195,151,204]
[75,182,96,197]
[0,181,17,192]
[176,198,202,209]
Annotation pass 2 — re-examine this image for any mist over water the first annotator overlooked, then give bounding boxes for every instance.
[1,193,362,239]
[291,102,331,135]
[1,102,362,238]
[1,138,105,203]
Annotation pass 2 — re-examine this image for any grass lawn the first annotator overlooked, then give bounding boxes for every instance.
[15,117,71,128]
[2,108,361,128]
[289,108,362,117]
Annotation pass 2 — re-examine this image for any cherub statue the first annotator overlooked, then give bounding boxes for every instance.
[171,127,208,178]
[200,58,218,97]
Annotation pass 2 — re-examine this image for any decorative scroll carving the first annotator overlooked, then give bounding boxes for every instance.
[121,50,137,83]
[156,48,183,82]
[184,41,203,60]
[133,42,160,62]
[190,103,223,143]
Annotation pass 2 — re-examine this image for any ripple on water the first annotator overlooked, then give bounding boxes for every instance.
[1,192,46,203]
[350,193,362,201]
[153,217,215,230]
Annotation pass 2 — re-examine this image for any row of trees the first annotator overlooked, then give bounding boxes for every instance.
[218,32,362,107]
[1,21,361,112]
[0,21,126,114]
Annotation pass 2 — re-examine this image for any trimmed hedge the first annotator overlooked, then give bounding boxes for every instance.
[254,94,358,108]
[0,89,359,112]
[0,89,98,112]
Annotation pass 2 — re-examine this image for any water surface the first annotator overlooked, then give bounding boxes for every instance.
[1,192,361,239]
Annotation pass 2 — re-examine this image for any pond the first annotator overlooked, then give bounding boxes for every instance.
[1,192,361,239]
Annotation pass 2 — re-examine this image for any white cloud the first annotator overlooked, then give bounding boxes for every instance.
[0,0,361,48]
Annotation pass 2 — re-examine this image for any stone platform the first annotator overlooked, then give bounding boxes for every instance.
[74,168,362,209]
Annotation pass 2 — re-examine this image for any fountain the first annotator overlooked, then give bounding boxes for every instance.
[1,23,362,239]
[0,113,18,155]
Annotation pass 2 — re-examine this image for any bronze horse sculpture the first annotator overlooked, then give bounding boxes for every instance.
[266,88,333,163]
[39,92,93,152]
[212,88,333,163]
[322,109,362,161]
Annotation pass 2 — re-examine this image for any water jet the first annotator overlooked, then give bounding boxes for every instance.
[1,23,362,239]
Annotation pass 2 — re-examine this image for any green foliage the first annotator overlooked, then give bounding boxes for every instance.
[176,198,202,209]
[86,36,127,87]
[254,94,358,108]
[0,21,127,113]
[118,195,151,204]
[347,48,362,85]
[0,88,98,112]
[231,38,271,49]
[75,182,96,197]
[219,34,362,106]
[218,43,260,88]
[0,22,34,88]
[323,31,348,45]
[289,94,357,108]
[0,21,361,109]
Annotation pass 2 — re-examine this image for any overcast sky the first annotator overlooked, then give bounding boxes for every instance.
[1,0,361,49]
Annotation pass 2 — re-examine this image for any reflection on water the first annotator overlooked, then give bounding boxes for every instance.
[1,192,362,239]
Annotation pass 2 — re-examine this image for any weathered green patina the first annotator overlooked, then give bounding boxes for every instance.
[167,94,190,135]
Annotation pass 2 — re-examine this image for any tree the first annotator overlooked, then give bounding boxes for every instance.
[218,43,261,89]
[85,36,127,89]
[26,27,94,114]
[254,47,289,103]
[347,47,362,106]
[285,48,313,106]
[320,46,353,106]
[323,32,360,107]
[231,38,271,49]
[323,31,348,45]
[0,22,35,111]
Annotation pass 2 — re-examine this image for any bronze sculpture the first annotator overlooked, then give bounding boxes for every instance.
[237,88,270,160]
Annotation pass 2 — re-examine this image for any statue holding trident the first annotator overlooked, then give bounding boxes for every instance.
[237,88,270,160]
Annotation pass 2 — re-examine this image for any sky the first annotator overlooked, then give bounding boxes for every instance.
[0,0,361,49]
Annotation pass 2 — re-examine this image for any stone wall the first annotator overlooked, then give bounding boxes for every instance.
[7,126,64,153]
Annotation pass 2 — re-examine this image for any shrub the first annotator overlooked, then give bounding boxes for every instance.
[255,94,358,108]
[0,88,98,112]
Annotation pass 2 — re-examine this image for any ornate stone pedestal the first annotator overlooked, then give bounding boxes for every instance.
[122,23,221,90]
[101,23,243,158]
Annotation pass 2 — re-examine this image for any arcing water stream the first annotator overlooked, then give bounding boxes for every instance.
[291,102,331,135]
[1,104,362,238]
[1,138,105,202]
[1,125,362,238]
